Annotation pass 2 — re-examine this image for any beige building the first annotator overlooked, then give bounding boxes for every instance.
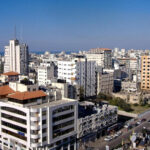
[141,55,150,90]
[97,72,114,94]
[86,48,112,68]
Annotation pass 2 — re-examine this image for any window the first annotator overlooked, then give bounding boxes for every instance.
[42,120,46,125]
[42,128,47,133]
[42,136,47,142]
[1,107,26,116]
[1,113,26,124]
[53,112,74,122]
[42,110,46,116]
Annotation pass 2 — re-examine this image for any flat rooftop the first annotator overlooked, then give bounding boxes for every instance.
[31,98,77,109]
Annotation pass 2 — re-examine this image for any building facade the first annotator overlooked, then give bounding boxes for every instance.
[86,48,112,68]
[4,39,29,75]
[77,102,118,139]
[0,84,78,150]
[58,57,96,97]
[97,72,114,94]
[141,55,150,90]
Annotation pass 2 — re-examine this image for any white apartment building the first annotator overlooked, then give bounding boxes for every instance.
[97,72,114,94]
[129,58,138,71]
[77,101,118,139]
[58,57,96,97]
[38,66,51,86]
[4,39,29,75]
[86,48,112,68]
[38,62,57,86]
[0,84,78,150]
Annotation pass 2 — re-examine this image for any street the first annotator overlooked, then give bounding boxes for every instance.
[79,111,150,150]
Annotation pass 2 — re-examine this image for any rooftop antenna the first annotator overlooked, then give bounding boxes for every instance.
[20,25,23,43]
[14,25,16,40]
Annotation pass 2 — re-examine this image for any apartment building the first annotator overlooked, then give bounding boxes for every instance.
[37,62,58,86]
[58,57,96,97]
[0,71,19,83]
[141,55,150,90]
[4,39,29,75]
[86,48,112,68]
[97,72,114,94]
[77,101,118,139]
[0,84,78,150]
[52,81,77,99]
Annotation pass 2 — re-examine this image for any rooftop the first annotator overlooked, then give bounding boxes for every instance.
[31,98,77,108]
[7,90,46,100]
[2,71,19,76]
[0,85,15,96]
[88,48,111,54]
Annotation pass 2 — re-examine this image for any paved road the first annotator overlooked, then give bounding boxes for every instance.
[79,111,150,150]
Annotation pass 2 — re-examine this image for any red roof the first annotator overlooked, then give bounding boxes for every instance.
[0,85,15,96]
[7,90,47,100]
[2,71,19,76]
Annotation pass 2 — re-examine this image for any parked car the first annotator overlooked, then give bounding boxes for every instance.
[124,123,129,128]
[104,136,113,141]
[136,120,141,125]
[116,131,122,136]
[141,118,146,122]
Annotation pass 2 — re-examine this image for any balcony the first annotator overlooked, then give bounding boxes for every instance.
[30,116,40,122]
[31,142,40,147]
[31,134,39,139]
[30,108,39,113]
[31,123,40,130]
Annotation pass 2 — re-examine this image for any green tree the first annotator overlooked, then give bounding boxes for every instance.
[79,86,84,101]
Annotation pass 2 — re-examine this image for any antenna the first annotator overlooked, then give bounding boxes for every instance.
[14,25,16,40]
[20,25,23,43]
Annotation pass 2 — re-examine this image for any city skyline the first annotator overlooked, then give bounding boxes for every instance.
[0,0,150,52]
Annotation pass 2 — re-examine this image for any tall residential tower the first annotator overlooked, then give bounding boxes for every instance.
[4,39,29,75]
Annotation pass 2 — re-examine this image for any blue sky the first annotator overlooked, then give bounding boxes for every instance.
[0,0,150,52]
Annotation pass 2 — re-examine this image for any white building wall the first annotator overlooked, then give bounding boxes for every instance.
[4,39,28,75]
[58,58,96,97]
[0,98,78,150]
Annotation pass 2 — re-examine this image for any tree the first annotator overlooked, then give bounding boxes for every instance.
[110,97,133,112]
[97,92,112,101]
[0,62,4,73]
[79,86,84,101]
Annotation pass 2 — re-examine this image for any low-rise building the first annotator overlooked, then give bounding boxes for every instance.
[0,71,19,83]
[77,101,117,139]
[121,81,137,92]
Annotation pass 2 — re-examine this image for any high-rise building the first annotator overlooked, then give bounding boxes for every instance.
[86,48,112,68]
[58,57,96,97]
[141,55,150,90]
[4,39,29,75]
[97,72,114,94]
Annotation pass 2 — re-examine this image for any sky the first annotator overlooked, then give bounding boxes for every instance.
[0,0,150,52]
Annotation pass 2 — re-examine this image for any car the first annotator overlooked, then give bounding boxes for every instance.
[124,123,129,128]
[137,121,141,125]
[104,136,113,141]
[116,131,122,136]
[113,133,118,139]
[141,118,146,122]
